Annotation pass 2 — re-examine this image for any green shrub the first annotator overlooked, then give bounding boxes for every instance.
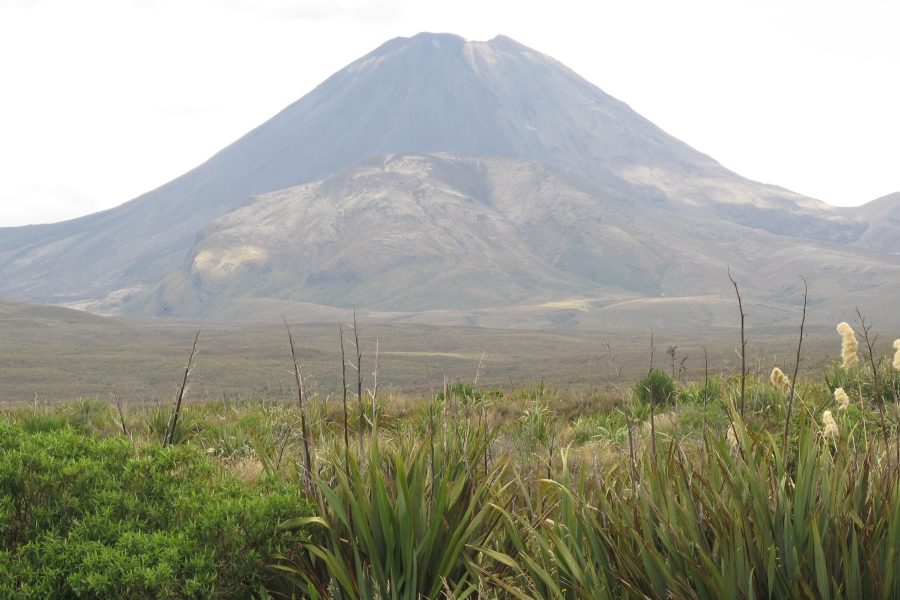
[633,369,676,406]
[0,423,314,599]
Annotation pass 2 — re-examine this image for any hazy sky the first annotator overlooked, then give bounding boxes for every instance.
[1,0,898,226]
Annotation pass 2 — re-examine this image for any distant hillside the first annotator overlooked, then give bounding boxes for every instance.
[843,192,900,253]
[0,297,129,336]
[134,153,900,326]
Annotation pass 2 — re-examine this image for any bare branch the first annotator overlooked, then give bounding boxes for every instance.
[164,330,200,448]
[856,307,890,453]
[353,307,364,458]
[782,276,807,463]
[284,318,313,489]
[728,268,747,418]
[339,324,350,475]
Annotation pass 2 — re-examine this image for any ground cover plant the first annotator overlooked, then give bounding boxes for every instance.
[1,309,899,598]
[0,411,316,599]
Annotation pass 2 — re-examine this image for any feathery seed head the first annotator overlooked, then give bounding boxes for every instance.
[822,410,839,439]
[726,425,738,448]
[770,367,791,395]
[893,339,900,371]
[834,387,850,410]
[837,321,859,368]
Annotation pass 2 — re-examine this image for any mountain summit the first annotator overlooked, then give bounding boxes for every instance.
[0,33,895,326]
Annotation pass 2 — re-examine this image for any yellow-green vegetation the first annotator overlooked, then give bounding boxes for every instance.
[1,322,899,598]
[0,406,316,599]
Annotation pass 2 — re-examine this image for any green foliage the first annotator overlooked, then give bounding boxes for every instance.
[57,397,115,433]
[570,412,628,445]
[348,394,385,432]
[482,415,900,599]
[436,383,503,403]
[144,406,204,445]
[16,410,71,433]
[676,376,720,406]
[2,349,899,598]
[744,377,786,416]
[827,360,900,405]
[275,424,504,599]
[437,382,476,401]
[520,397,555,448]
[0,423,314,599]
[633,369,676,406]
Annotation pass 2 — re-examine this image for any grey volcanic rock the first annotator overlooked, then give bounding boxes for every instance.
[0,33,895,326]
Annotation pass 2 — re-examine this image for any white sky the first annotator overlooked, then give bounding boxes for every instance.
[1,0,898,226]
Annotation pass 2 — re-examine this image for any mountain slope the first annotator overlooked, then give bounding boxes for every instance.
[844,192,900,253]
[0,32,868,310]
[131,153,900,326]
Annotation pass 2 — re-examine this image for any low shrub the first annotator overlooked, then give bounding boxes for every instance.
[633,369,676,406]
[0,423,315,599]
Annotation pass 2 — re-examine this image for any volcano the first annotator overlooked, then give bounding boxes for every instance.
[0,33,895,327]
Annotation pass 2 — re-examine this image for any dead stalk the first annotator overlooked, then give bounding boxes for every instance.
[701,346,709,473]
[163,330,200,448]
[352,308,364,458]
[646,332,657,461]
[782,276,808,464]
[626,414,638,495]
[284,318,313,488]
[668,345,677,380]
[605,340,622,379]
[647,383,657,461]
[473,350,486,390]
[112,388,129,439]
[339,324,350,475]
[893,368,899,469]
[728,268,747,418]
[369,339,379,435]
[856,308,890,453]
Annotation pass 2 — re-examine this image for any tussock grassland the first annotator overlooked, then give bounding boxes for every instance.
[2,312,899,598]
[0,312,846,406]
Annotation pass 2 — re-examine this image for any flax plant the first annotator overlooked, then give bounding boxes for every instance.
[482,414,900,599]
[274,422,506,599]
